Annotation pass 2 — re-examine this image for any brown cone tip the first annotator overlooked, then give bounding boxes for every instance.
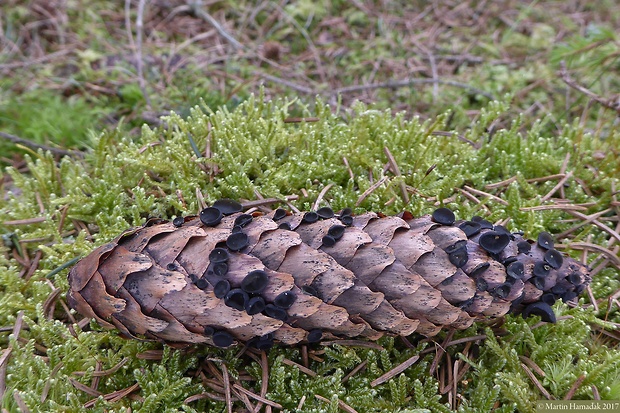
[67,204,591,347]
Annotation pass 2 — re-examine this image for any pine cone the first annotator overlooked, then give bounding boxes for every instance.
[67,200,591,348]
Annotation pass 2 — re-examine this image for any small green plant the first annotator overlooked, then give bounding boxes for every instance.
[0,90,112,162]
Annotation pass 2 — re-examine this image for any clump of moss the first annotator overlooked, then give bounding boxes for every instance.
[1,96,618,412]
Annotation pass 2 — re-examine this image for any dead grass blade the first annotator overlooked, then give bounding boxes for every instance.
[370,354,420,387]
[232,384,283,410]
[281,358,317,377]
[315,394,359,413]
[559,242,620,268]
[521,363,553,400]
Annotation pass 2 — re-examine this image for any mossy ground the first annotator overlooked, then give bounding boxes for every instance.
[1,96,619,412]
[1,1,619,412]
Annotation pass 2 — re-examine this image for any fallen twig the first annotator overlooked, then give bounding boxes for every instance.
[560,61,620,114]
[333,78,495,100]
[0,131,80,157]
[370,353,420,387]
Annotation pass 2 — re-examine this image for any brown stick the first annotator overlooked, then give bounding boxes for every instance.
[560,61,620,114]
[334,78,495,100]
[0,132,79,157]
[370,354,420,387]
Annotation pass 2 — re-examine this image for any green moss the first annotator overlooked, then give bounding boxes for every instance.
[0,91,110,158]
[1,96,619,411]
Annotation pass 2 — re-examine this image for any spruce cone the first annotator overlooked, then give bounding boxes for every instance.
[67,200,591,348]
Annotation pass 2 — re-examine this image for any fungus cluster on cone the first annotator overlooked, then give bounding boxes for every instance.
[67,200,591,348]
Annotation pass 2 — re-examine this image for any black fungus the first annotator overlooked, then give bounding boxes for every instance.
[316,207,335,219]
[493,283,512,299]
[513,292,526,306]
[506,261,525,280]
[445,240,467,253]
[544,249,563,269]
[448,250,469,268]
[234,214,253,228]
[575,284,586,294]
[503,276,516,286]
[457,297,475,309]
[446,241,468,268]
[225,289,249,311]
[279,222,292,230]
[517,241,531,254]
[273,208,288,221]
[567,272,582,286]
[172,216,184,227]
[476,278,488,292]
[200,207,223,227]
[502,256,518,266]
[470,262,490,277]
[537,232,554,250]
[340,215,354,226]
[459,221,481,237]
[274,291,297,309]
[255,340,274,351]
[533,261,551,278]
[307,329,323,343]
[226,232,249,251]
[531,276,546,290]
[241,270,269,294]
[328,225,346,240]
[203,326,215,336]
[252,334,274,350]
[196,278,209,290]
[478,231,510,254]
[561,291,578,303]
[213,199,243,215]
[541,293,556,306]
[209,248,229,263]
[522,302,556,323]
[432,208,455,225]
[188,273,199,283]
[508,293,526,313]
[551,284,567,295]
[212,331,234,347]
[212,262,228,277]
[302,211,319,224]
[471,216,493,229]
[322,235,336,247]
[232,225,243,234]
[493,225,511,236]
[301,285,320,298]
[479,220,494,230]
[264,304,288,321]
[166,263,177,271]
[214,280,231,298]
[340,208,353,216]
[246,296,266,315]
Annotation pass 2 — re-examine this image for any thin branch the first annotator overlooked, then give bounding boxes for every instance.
[384,146,410,204]
[125,0,152,108]
[0,131,80,157]
[540,171,573,202]
[188,0,243,50]
[333,78,495,100]
[0,49,72,70]
[560,61,620,114]
[255,72,315,94]
[370,354,420,387]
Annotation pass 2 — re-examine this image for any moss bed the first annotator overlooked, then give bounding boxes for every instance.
[1,96,619,412]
